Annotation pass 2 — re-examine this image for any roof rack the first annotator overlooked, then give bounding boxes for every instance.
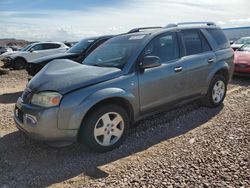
[165,22,216,28]
[128,27,163,33]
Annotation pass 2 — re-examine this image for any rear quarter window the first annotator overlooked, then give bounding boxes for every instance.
[206,28,230,49]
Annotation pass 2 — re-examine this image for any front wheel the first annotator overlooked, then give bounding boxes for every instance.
[202,75,227,107]
[12,58,26,70]
[79,104,129,152]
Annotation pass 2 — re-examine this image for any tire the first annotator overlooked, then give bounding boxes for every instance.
[202,75,227,107]
[12,58,26,70]
[79,104,130,152]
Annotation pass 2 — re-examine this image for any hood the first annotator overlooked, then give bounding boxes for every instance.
[28,59,122,94]
[234,51,250,64]
[29,52,78,64]
[0,51,19,59]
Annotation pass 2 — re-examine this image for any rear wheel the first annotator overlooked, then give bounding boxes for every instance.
[12,58,26,70]
[202,75,227,107]
[79,104,129,152]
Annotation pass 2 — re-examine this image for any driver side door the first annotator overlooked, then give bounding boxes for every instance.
[24,44,45,61]
[138,32,188,114]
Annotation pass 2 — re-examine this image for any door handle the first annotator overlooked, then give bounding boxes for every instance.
[174,66,183,72]
[208,58,215,63]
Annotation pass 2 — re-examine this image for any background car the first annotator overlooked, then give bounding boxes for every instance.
[234,44,250,77]
[26,35,113,77]
[231,36,250,51]
[0,42,69,69]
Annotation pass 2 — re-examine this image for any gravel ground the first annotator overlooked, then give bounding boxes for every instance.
[0,61,249,188]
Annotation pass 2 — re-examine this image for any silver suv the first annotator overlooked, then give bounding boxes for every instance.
[14,22,234,152]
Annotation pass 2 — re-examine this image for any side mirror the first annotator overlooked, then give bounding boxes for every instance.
[139,56,161,70]
[230,41,234,45]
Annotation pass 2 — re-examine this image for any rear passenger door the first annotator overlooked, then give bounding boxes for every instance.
[138,32,188,113]
[181,29,216,96]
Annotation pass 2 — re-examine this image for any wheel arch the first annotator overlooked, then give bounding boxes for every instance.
[13,56,27,63]
[83,96,135,124]
[203,64,230,95]
[76,95,135,143]
[11,56,27,69]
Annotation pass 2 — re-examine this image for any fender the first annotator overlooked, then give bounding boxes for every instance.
[59,87,138,130]
[202,61,230,95]
[12,56,27,64]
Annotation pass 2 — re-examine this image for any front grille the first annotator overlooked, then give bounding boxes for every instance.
[21,88,32,103]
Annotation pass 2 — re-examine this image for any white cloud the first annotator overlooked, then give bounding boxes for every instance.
[0,0,250,41]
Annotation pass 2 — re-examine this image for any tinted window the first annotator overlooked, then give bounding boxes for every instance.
[207,28,230,49]
[200,32,211,52]
[143,32,179,62]
[182,30,203,55]
[32,44,43,51]
[43,43,59,50]
[53,44,61,48]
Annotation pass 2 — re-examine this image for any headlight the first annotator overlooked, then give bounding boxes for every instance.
[31,92,62,107]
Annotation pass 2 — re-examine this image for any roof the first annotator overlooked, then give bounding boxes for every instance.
[223,26,250,31]
[125,22,219,36]
[31,41,66,45]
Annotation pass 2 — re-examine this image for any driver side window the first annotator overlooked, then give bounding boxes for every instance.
[31,44,43,51]
[143,32,179,63]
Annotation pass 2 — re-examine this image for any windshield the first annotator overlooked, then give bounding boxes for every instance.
[238,44,250,52]
[83,34,146,69]
[20,44,33,51]
[67,38,96,53]
[234,38,250,44]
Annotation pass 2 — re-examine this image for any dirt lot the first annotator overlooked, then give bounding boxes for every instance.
[0,61,249,188]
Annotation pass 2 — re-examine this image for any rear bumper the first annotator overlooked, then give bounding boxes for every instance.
[234,65,250,77]
[234,71,250,78]
[14,97,78,142]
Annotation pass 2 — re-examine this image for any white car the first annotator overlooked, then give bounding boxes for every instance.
[0,42,69,69]
[231,37,250,51]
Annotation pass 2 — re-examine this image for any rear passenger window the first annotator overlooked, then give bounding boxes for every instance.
[53,44,61,48]
[182,30,203,55]
[206,29,230,49]
[43,43,60,50]
[143,32,179,62]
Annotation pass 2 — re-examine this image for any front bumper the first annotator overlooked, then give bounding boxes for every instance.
[14,97,78,142]
[2,57,14,67]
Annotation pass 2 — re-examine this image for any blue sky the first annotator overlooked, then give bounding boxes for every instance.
[0,0,250,41]
[0,0,123,11]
